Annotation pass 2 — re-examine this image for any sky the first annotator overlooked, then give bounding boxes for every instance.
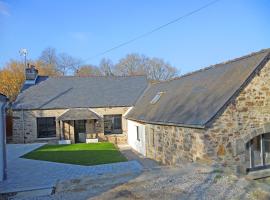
[0,0,269,74]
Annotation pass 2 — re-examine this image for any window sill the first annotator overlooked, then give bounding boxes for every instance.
[104,133,125,136]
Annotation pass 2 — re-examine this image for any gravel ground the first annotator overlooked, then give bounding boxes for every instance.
[8,163,270,200]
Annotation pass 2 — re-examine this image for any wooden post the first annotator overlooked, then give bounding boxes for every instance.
[60,120,64,140]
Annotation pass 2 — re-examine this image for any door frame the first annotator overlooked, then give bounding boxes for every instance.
[74,120,86,143]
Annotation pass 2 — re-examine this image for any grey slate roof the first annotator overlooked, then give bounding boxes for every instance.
[126,49,270,128]
[13,76,148,110]
[58,108,101,121]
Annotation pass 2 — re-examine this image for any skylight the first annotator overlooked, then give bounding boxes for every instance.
[150,92,164,104]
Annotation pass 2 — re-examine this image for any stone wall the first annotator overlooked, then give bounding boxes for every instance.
[144,59,270,173]
[144,124,205,165]
[12,107,130,145]
[204,59,270,172]
[13,109,68,144]
[91,107,130,144]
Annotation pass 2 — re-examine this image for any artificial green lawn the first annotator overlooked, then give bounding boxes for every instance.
[22,142,127,166]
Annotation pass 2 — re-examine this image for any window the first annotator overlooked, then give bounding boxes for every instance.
[136,126,140,141]
[150,92,164,104]
[104,115,122,134]
[37,117,56,138]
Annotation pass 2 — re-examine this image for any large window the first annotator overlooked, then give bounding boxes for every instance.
[247,133,270,171]
[37,117,56,138]
[104,115,122,134]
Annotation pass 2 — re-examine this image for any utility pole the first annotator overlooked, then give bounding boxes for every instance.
[19,48,28,69]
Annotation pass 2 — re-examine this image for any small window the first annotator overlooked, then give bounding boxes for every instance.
[136,126,140,141]
[150,92,164,104]
[37,117,56,138]
[104,115,122,134]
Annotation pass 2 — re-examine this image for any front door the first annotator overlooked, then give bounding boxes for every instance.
[74,120,86,143]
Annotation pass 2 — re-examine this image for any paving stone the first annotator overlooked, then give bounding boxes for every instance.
[0,144,143,194]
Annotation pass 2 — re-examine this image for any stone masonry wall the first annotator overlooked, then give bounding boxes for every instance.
[204,59,270,173]
[13,109,68,143]
[144,124,205,165]
[13,107,130,145]
[144,59,270,173]
[91,107,130,145]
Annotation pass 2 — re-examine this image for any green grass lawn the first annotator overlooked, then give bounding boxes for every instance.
[22,142,127,166]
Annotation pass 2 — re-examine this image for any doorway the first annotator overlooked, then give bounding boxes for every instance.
[247,133,270,171]
[74,120,86,143]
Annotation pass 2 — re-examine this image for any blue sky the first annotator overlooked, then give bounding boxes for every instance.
[0,0,269,74]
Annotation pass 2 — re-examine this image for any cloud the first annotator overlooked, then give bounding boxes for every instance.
[0,1,10,16]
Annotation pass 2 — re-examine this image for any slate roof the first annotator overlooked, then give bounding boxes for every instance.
[0,93,8,102]
[57,108,101,121]
[13,76,148,110]
[126,49,270,128]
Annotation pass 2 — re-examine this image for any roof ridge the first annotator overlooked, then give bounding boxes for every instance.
[50,75,147,78]
[162,48,270,83]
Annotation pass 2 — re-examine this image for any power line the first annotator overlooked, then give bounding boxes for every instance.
[77,0,222,65]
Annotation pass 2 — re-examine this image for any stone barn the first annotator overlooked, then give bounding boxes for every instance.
[127,49,270,174]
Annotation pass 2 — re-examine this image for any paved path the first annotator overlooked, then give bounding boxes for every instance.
[118,145,159,170]
[0,144,142,194]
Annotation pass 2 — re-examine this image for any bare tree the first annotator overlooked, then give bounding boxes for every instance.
[76,65,102,76]
[57,53,81,75]
[114,54,146,76]
[38,47,59,76]
[39,47,58,66]
[146,58,178,81]
[99,58,114,76]
[113,53,178,80]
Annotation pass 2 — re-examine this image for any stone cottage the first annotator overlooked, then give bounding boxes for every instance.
[12,66,148,145]
[12,48,270,174]
[126,49,270,174]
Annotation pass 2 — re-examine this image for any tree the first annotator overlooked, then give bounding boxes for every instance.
[114,54,146,76]
[99,58,114,76]
[114,53,178,80]
[39,47,58,66]
[146,58,178,81]
[76,65,102,76]
[0,60,25,101]
[57,53,81,75]
[38,47,59,76]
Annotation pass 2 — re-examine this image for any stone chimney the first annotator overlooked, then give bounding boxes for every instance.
[25,64,38,84]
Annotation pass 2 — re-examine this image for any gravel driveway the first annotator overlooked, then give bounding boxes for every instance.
[0,144,142,194]
[26,163,270,200]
